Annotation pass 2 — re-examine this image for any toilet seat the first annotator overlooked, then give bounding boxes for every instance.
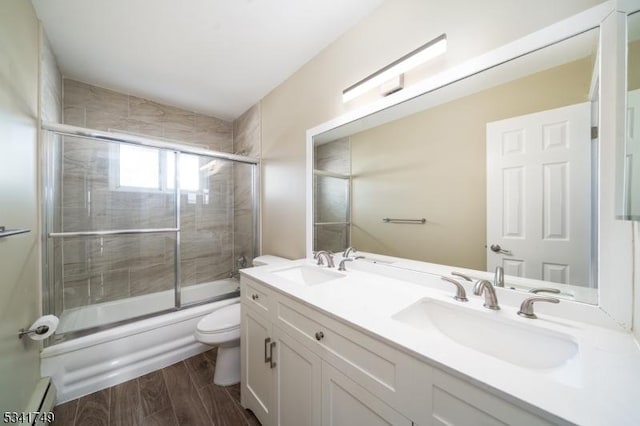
[196,303,240,334]
[194,303,240,345]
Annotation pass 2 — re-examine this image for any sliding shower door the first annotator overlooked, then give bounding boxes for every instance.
[43,125,258,344]
[46,135,179,338]
[177,154,252,306]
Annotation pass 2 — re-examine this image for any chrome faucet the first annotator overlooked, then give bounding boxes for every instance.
[473,279,500,310]
[440,277,468,302]
[315,251,335,268]
[343,246,357,258]
[517,296,560,319]
[338,258,353,271]
[494,266,504,287]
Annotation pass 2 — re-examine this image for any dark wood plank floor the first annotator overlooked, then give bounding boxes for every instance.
[52,348,260,426]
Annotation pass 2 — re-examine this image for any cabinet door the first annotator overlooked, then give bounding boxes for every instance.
[241,306,274,426]
[273,327,322,426]
[322,362,412,426]
[432,369,554,426]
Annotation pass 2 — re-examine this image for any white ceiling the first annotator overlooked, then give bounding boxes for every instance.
[31,0,384,121]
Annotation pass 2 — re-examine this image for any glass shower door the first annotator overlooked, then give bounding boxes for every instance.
[47,135,179,339]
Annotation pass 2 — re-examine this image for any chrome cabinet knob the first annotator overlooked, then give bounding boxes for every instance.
[315,331,324,341]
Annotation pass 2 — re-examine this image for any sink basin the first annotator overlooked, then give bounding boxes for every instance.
[271,265,344,286]
[392,299,578,369]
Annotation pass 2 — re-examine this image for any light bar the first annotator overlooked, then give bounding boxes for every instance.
[342,34,447,103]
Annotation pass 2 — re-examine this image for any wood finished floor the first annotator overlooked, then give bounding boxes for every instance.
[52,348,260,426]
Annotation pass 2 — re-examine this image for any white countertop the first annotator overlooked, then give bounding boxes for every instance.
[241,258,640,426]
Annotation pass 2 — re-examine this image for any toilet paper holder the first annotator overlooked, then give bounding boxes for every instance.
[17,325,50,339]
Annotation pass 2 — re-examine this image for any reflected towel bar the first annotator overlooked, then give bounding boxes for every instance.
[382,218,426,224]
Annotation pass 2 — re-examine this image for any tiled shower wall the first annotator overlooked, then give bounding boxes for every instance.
[314,138,350,253]
[59,79,255,310]
[233,104,260,266]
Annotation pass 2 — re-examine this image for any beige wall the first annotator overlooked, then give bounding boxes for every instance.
[259,0,604,260]
[0,0,42,412]
[350,57,591,269]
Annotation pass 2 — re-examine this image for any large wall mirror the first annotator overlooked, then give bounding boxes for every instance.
[310,26,601,304]
[622,11,640,219]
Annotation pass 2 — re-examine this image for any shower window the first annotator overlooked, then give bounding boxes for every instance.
[112,143,201,192]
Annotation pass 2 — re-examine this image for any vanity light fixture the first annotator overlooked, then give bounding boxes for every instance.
[342,33,447,102]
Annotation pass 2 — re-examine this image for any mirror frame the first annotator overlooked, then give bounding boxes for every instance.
[306,0,636,330]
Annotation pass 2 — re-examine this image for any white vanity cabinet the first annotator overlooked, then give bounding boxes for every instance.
[240,276,557,426]
[241,279,322,426]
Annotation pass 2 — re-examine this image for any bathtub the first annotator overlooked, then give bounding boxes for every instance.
[41,279,240,404]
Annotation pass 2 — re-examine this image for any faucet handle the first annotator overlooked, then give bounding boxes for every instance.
[451,271,473,282]
[441,277,468,302]
[517,296,559,319]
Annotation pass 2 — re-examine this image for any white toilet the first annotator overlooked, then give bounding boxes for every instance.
[194,255,289,386]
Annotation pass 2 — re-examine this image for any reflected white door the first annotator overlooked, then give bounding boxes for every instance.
[626,90,640,215]
[486,102,591,286]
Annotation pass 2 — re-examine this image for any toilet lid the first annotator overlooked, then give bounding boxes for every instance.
[197,303,240,334]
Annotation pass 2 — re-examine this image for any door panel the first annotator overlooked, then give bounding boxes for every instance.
[274,328,321,426]
[242,307,273,425]
[487,102,591,286]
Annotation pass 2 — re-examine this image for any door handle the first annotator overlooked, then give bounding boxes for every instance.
[490,244,510,254]
[269,341,277,369]
[264,337,271,363]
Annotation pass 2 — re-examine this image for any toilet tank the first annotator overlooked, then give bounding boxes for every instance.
[252,255,289,267]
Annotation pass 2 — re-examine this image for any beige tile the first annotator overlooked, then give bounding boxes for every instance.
[180,260,196,286]
[85,109,123,132]
[63,269,130,308]
[195,251,232,284]
[129,96,167,123]
[119,118,164,138]
[64,79,128,117]
[85,234,168,272]
[233,103,260,157]
[63,105,86,126]
[194,113,232,152]
[163,122,194,143]
[315,137,350,174]
[130,263,175,297]
[162,104,195,128]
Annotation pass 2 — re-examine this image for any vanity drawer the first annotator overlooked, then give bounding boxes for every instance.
[276,296,431,423]
[241,277,273,314]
